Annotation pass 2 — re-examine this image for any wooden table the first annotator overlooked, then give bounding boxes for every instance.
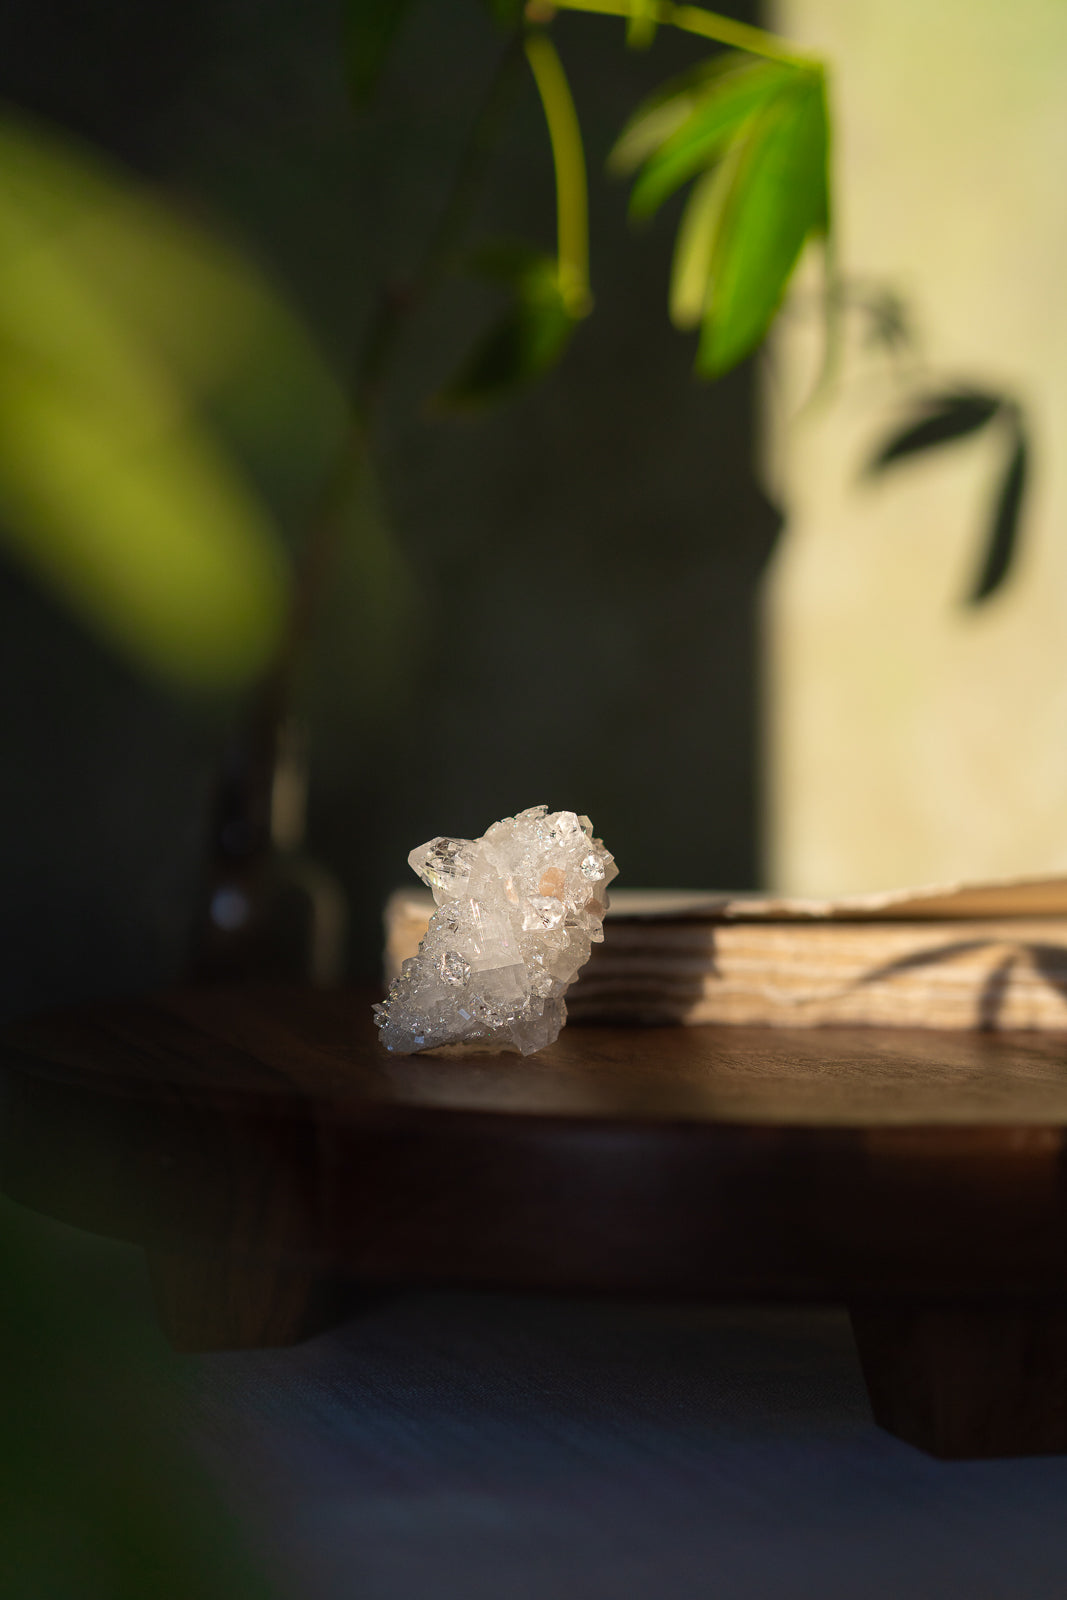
[4,982,1067,1459]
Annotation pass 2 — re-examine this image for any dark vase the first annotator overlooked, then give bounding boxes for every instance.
[189,712,346,985]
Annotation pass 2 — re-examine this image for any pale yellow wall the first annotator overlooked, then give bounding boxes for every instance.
[766,0,1067,893]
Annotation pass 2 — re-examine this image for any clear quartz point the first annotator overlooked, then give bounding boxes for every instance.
[375,806,617,1056]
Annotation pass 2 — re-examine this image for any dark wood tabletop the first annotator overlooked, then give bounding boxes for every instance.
[10,978,1067,1120]
[5,983,1067,1457]
[4,980,1067,1293]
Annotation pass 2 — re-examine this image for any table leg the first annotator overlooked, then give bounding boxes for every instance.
[146,1248,359,1352]
[849,1303,1067,1458]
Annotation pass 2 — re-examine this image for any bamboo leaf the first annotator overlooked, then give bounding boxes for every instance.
[0,120,310,393]
[609,52,756,175]
[0,112,332,688]
[626,58,797,221]
[867,391,1002,473]
[668,148,738,330]
[0,350,287,690]
[967,430,1028,605]
[696,72,829,377]
[0,119,342,522]
[610,96,704,178]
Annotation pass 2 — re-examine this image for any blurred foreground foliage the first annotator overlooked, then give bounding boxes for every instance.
[0,109,342,692]
[0,1197,277,1600]
[0,5,833,693]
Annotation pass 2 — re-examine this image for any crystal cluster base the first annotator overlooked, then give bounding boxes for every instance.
[374,806,617,1056]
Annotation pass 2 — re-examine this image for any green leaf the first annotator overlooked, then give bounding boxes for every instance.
[0,1200,280,1600]
[625,58,797,220]
[967,428,1028,605]
[0,347,288,691]
[0,120,309,392]
[867,391,1002,474]
[0,118,342,522]
[0,112,338,688]
[610,96,703,178]
[435,250,577,410]
[344,0,413,105]
[668,146,739,330]
[609,52,755,175]
[697,71,829,377]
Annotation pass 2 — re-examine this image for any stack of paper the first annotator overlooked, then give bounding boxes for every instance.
[384,876,1067,1031]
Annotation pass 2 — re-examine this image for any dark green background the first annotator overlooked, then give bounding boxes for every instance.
[0,0,777,1010]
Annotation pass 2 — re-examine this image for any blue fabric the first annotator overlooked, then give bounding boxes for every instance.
[179,1293,1067,1600]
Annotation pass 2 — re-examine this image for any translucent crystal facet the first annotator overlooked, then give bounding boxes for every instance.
[438,950,471,987]
[375,806,618,1056]
[522,895,565,932]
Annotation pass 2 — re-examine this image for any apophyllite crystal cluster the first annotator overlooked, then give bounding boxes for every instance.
[374,806,617,1056]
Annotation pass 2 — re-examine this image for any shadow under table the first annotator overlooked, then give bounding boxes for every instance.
[3,982,1067,1461]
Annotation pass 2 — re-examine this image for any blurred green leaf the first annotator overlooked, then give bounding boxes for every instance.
[0,122,319,395]
[0,112,345,690]
[668,147,738,330]
[0,118,343,525]
[867,390,1001,473]
[621,56,796,220]
[0,1199,279,1600]
[609,52,755,175]
[435,247,577,410]
[697,71,829,376]
[344,0,412,105]
[0,348,288,690]
[609,94,701,177]
[968,427,1028,605]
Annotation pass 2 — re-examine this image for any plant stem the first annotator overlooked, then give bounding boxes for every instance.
[524,31,593,316]
[542,0,815,69]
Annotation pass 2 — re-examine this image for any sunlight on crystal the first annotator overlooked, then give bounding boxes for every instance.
[374,806,617,1056]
